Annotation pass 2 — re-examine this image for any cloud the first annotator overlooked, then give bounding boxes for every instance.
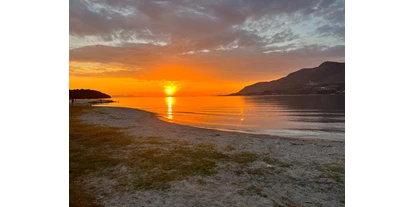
[316,24,345,39]
[70,0,345,82]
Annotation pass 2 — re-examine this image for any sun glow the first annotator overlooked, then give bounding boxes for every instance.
[164,84,177,96]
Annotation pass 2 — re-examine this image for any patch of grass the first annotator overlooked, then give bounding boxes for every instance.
[313,161,345,183]
[285,202,297,207]
[137,136,168,145]
[129,146,227,190]
[70,106,262,196]
[69,180,101,207]
[196,142,216,149]
[197,179,207,185]
[108,115,121,120]
[124,143,261,190]
[223,144,236,151]
[327,163,345,174]
[313,161,344,172]
[325,173,342,183]
[231,152,259,165]
[281,196,298,207]
[92,109,108,115]
[263,156,293,168]
[247,168,265,175]
[70,106,134,206]
[237,185,268,198]
[272,199,284,207]
[231,182,242,187]
[70,106,294,205]
[127,143,228,190]
[70,106,233,196]
[233,169,244,176]
[263,156,276,165]
[170,139,191,146]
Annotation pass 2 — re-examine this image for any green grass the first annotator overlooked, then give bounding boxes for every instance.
[313,161,345,183]
[313,161,344,172]
[272,199,284,207]
[197,179,207,185]
[70,106,300,206]
[223,144,236,151]
[231,182,242,187]
[324,173,342,183]
[237,185,268,198]
[69,106,261,205]
[126,143,228,190]
[125,142,266,190]
[70,106,135,206]
[263,156,293,168]
[231,152,259,165]
[281,196,298,207]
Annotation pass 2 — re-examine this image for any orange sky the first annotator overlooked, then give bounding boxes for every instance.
[69,75,253,97]
[69,61,269,97]
[69,0,345,97]
[69,57,289,97]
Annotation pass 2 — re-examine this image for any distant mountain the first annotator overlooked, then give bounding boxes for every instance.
[69,89,111,99]
[230,61,345,95]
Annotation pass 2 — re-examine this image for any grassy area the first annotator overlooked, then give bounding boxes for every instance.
[126,140,229,190]
[263,155,293,168]
[237,185,268,198]
[313,161,345,183]
[69,106,267,206]
[70,106,344,206]
[69,106,345,206]
[70,106,134,206]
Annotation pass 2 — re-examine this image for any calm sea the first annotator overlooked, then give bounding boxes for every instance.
[103,95,345,140]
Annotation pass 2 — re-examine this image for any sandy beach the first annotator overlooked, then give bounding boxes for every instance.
[75,106,344,206]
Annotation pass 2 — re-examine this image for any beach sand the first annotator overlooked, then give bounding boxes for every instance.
[78,106,345,206]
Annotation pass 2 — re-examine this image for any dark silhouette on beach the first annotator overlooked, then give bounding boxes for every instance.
[69,89,111,100]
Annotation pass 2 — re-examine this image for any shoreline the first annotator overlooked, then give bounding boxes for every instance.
[82,106,344,162]
[98,105,345,143]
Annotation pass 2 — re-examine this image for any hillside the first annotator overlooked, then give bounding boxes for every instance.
[231,61,345,95]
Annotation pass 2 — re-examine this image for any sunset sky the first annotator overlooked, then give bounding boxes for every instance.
[69,0,345,97]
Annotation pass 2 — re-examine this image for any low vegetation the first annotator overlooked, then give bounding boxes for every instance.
[313,161,345,183]
[70,106,344,206]
[70,106,276,206]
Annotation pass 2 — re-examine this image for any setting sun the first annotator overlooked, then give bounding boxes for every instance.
[164,84,177,96]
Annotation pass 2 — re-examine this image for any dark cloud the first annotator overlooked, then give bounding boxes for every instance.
[319,0,337,9]
[328,8,345,24]
[70,0,343,37]
[70,43,345,81]
[268,29,298,44]
[70,0,345,81]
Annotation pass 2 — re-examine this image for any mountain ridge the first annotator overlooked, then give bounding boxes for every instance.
[230,61,345,95]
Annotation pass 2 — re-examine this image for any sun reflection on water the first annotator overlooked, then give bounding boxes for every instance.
[165,96,175,121]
